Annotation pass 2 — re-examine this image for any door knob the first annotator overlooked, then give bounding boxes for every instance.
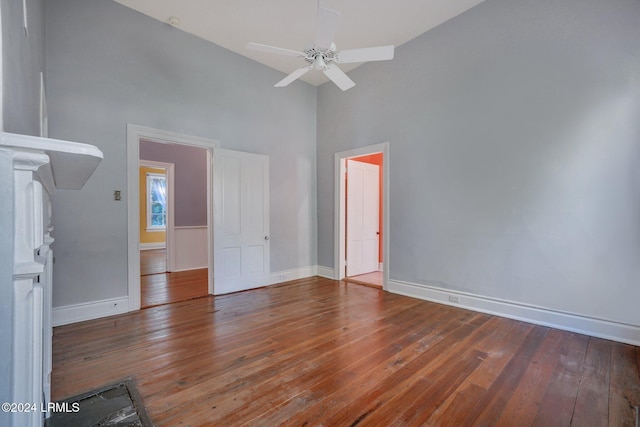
[265,236,269,240]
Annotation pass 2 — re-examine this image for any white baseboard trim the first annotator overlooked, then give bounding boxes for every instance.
[171,266,208,273]
[52,296,129,327]
[139,242,166,250]
[270,266,318,285]
[388,279,640,346]
[316,265,335,279]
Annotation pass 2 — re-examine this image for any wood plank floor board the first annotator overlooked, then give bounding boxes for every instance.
[140,249,167,275]
[461,326,550,425]
[361,349,488,426]
[531,332,590,427]
[51,277,640,426]
[141,268,208,308]
[140,249,209,308]
[468,320,533,388]
[495,329,565,426]
[423,318,522,425]
[609,342,640,427]
[344,271,383,289]
[571,338,612,427]
[427,383,488,427]
[421,317,529,425]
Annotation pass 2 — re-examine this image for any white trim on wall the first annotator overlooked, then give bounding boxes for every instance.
[316,266,335,279]
[388,279,640,346]
[173,226,208,271]
[334,143,390,289]
[140,242,166,250]
[269,266,318,285]
[127,124,219,311]
[52,297,129,327]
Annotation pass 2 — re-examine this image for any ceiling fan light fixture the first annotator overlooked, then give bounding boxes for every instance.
[314,56,327,70]
[246,6,394,90]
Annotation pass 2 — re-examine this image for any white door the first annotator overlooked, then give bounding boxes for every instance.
[346,159,379,276]
[213,148,270,294]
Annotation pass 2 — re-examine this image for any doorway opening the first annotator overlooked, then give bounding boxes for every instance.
[137,145,209,308]
[139,160,172,277]
[126,125,220,311]
[334,143,389,290]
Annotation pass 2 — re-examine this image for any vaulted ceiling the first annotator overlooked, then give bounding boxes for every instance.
[113,0,486,86]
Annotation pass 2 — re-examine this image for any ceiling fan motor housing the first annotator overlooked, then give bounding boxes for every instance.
[303,43,337,70]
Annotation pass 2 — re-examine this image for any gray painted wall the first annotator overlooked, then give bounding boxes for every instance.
[317,0,640,325]
[140,140,208,227]
[46,0,317,307]
[1,0,45,135]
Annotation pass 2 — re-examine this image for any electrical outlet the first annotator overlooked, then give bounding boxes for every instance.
[448,295,459,304]
[114,190,122,201]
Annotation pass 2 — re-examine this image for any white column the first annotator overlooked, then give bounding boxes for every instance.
[12,151,49,427]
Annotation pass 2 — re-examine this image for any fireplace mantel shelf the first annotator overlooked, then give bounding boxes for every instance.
[0,132,103,193]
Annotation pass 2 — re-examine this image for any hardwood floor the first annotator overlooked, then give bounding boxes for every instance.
[52,277,640,426]
[141,268,209,308]
[140,249,208,308]
[345,271,383,288]
[140,249,167,275]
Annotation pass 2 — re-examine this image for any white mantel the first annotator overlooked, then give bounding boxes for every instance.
[0,131,103,192]
[0,132,102,427]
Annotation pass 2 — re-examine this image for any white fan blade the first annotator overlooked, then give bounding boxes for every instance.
[275,65,313,87]
[315,7,341,50]
[336,45,395,64]
[323,65,355,91]
[246,42,302,57]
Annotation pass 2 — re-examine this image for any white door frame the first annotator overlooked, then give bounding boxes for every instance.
[126,124,220,311]
[334,142,390,289]
[139,160,174,267]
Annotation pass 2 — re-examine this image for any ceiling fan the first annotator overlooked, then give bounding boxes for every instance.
[246,5,394,91]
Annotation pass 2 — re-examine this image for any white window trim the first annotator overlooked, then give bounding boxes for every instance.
[146,172,167,231]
